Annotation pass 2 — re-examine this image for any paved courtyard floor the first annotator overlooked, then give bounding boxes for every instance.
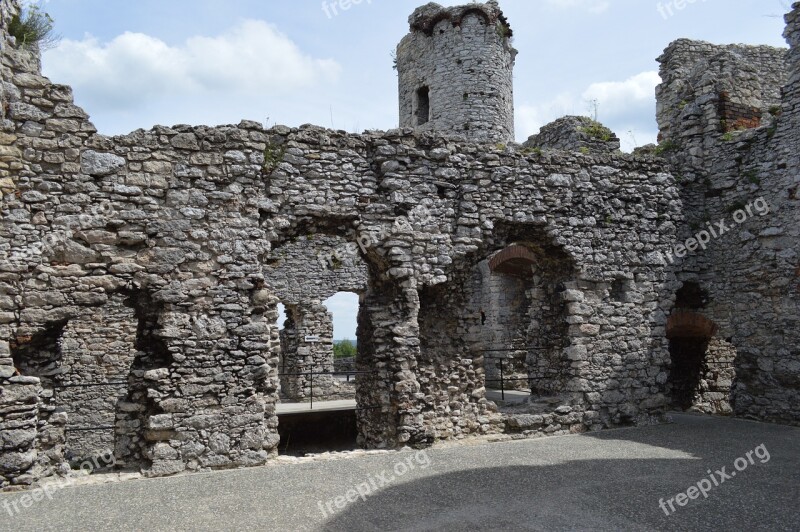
[2,412,798,531]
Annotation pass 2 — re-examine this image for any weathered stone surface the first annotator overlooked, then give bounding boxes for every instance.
[524,115,621,154]
[506,414,544,430]
[80,150,126,176]
[656,23,799,424]
[397,2,516,142]
[0,428,36,450]
[0,0,797,492]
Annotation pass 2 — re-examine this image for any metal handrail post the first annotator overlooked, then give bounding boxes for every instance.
[500,358,505,401]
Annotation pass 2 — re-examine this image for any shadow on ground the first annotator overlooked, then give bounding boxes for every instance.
[323,414,800,531]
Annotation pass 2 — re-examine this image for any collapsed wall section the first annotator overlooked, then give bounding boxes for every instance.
[524,116,621,154]
[656,39,787,174]
[655,3,800,425]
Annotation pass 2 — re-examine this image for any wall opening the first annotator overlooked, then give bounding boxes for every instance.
[10,320,67,441]
[674,281,708,310]
[11,321,67,383]
[480,246,536,396]
[668,337,709,410]
[481,243,574,403]
[276,292,361,456]
[416,86,430,126]
[265,231,394,451]
[117,290,173,470]
[666,310,734,414]
[327,291,359,391]
[415,231,576,444]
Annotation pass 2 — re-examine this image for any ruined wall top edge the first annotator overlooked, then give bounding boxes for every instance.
[657,38,788,74]
[104,122,667,167]
[407,1,511,37]
[0,0,19,25]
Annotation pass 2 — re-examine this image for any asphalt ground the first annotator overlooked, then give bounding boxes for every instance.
[2,412,798,531]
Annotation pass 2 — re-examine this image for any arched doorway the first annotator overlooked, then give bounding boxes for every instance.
[666,309,735,414]
[415,228,577,444]
[265,231,400,454]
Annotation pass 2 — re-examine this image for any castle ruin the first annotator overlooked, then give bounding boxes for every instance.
[0,0,798,488]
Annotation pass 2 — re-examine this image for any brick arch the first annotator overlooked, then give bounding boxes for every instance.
[488,244,537,276]
[667,311,718,339]
[416,12,452,35]
[454,8,492,28]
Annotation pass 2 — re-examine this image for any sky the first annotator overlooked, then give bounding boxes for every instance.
[26,0,793,338]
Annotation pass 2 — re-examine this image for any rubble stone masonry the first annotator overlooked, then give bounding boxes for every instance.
[0,0,797,489]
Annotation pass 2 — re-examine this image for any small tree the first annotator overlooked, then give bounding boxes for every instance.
[8,5,60,51]
[333,339,357,359]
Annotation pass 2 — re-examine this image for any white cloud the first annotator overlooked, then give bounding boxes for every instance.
[582,71,661,117]
[545,0,611,14]
[43,20,341,112]
[516,71,661,151]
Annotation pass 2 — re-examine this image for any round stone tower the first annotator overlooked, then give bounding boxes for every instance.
[396,1,517,143]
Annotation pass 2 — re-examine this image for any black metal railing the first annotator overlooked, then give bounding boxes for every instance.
[277,367,378,410]
[484,358,532,401]
[482,347,549,401]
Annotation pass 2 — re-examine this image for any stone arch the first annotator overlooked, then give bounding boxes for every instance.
[666,309,735,414]
[667,311,718,339]
[10,320,68,382]
[414,12,453,35]
[453,8,492,28]
[262,219,404,451]
[488,244,538,277]
[415,223,578,444]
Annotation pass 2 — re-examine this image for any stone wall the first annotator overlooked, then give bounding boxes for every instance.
[655,3,800,425]
[0,87,682,483]
[1,0,798,490]
[57,294,138,463]
[265,234,368,306]
[524,116,621,154]
[0,9,684,473]
[1,0,68,490]
[397,1,516,142]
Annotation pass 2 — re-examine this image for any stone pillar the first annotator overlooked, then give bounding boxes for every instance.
[0,339,68,488]
[141,304,278,478]
[358,285,421,448]
[278,303,335,402]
